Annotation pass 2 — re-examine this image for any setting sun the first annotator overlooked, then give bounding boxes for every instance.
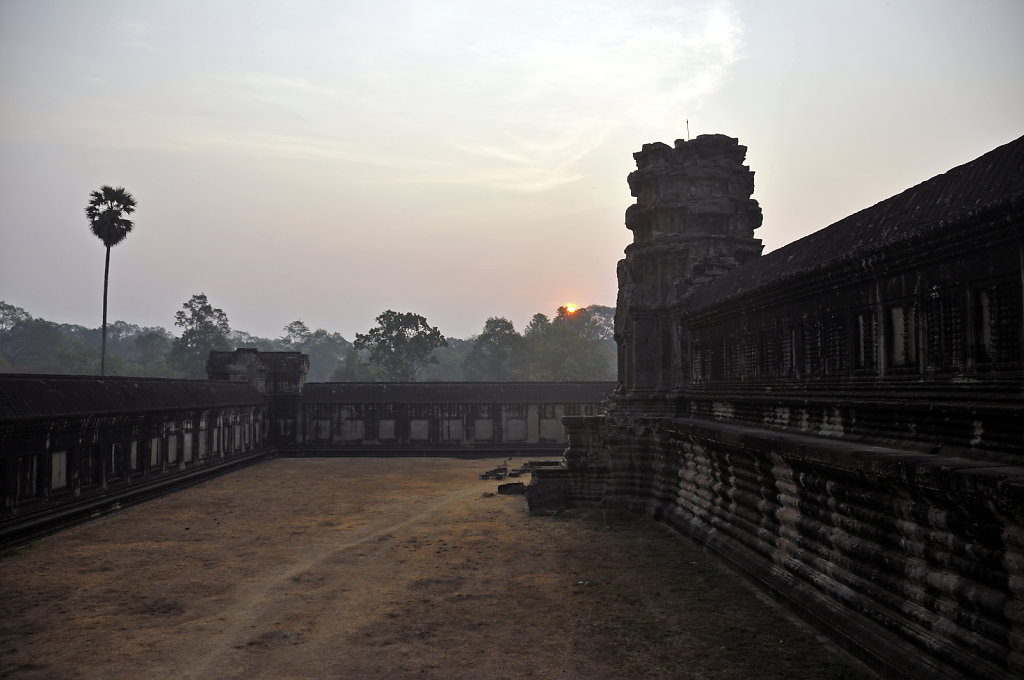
[565,304,578,313]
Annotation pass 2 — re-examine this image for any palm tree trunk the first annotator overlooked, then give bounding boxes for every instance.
[101,245,110,376]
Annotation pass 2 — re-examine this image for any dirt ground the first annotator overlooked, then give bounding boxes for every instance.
[0,458,874,680]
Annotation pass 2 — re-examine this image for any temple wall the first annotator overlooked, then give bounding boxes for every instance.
[292,382,613,455]
[1,374,614,548]
[0,375,267,548]
[574,417,1024,680]
[672,212,1023,462]
[535,134,1024,679]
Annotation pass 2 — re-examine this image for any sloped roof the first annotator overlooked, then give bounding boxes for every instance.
[688,134,1024,310]
[0,374,262,421]
[303,382,616,404]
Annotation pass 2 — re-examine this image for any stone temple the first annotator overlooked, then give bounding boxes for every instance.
[531,133,1024,680]
[2,133,1023,680]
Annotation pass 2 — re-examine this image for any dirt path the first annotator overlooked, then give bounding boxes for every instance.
[0,458,873,680]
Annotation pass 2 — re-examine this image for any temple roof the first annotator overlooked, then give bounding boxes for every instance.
[687,134,1024,310]
[303,381,616,404]
[0,374,262,421]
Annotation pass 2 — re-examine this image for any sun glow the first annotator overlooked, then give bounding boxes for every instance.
[565,304,578,313]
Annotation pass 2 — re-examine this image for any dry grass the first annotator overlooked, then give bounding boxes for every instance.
[0,458,874,680]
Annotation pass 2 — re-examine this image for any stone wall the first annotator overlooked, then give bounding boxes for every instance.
[293,381,614,455]
[0,374,268,548]
[535,134,1024,679]
[1,369,614,548]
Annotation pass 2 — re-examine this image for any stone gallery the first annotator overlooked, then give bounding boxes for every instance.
[2,132,1022,680]
[531,133,1023,680]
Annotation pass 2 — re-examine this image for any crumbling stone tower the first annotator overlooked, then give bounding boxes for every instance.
[616,134,762,397]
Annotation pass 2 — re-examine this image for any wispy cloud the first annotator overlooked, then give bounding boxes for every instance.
[4,1,745,194]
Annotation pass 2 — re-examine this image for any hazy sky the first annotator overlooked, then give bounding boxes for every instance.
[2,0,1022,341]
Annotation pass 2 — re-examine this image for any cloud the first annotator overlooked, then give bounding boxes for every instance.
[350,0,746,190]
[3,1,745,194]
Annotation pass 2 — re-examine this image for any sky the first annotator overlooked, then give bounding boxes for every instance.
[1,0,1022,342]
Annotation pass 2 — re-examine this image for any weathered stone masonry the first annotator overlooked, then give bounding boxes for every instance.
[1,352,613,547]
[0,374,268,548]
[532,134,1024,680]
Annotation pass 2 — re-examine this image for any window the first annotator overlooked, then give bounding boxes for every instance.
[780,326,795,376]
[691,338,705,380]
[854,311,878,373]
[17,454,41,500]
[926,290,963,371]
[824,316,847,375]
[442,418,464,441]
[745,329,761,376]
[710,337,725,379]
[886,303,918,370]
[727,336,743,378]
[756,328,776,376]
[974,280,1022,366]
[51,451,68,490]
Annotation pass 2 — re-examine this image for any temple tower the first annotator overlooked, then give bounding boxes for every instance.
[616,134,762,396]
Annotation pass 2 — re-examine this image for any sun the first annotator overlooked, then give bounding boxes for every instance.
[565,304,578,313]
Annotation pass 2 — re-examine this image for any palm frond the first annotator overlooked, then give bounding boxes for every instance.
[86,185,137,247]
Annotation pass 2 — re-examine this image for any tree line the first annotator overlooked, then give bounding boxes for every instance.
[3,184,615,381]
[0,296,616,382]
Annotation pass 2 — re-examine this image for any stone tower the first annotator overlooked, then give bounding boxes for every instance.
[616,134,762,395]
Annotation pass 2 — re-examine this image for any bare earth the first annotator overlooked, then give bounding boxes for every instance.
[1,458,873,680]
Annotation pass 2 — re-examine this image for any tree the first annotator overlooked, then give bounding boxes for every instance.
[517,306,616,380]
[134,330,176,376]
[281,320,312,347]
[86,185,137,375]
[420,337,474,381]
[1,317,94,374]
[170,293,231,378]
[0,301,31,363]
[354,310,447,381]
[464,317,522,381]
[586,304,616,342]
[328,346,377,381]
[280,320,351,381]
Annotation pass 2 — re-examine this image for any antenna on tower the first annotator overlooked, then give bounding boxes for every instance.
[686,119,690,141]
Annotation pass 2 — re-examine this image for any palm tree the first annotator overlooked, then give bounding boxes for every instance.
[86,185,137,376]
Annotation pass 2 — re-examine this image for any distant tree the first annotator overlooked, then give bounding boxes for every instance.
[517,306,615,380]
[279,321,351,381]
[133,330,176,376]
[329,346,376,381]
[86,185,137,375]
[420,337,474,381]
[281,320,312,347]
[0,301,30,335]
[305,329,350,381]
[354,310,447,381]
[0,301,31,361]
[1,317,93,374]
[552,305,615,379]
[586,304,616,342]
[226,329,280,351]
[464,317,522,381]
[170,293,231,378]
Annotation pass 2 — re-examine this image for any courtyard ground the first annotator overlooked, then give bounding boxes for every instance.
[0,457,875,680]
